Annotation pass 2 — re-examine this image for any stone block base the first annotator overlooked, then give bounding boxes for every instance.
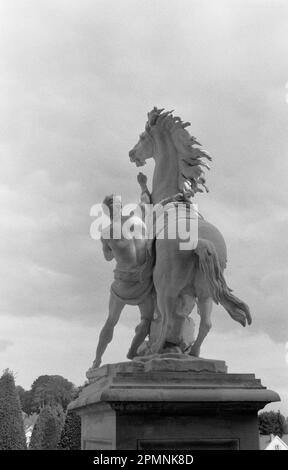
[69,355,280,450]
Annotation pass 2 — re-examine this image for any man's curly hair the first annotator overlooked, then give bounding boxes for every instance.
[102,194,122,219]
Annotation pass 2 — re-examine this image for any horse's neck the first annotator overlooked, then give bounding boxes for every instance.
[151,139,179,204]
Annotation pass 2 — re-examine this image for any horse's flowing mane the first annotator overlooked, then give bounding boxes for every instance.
[146,107,212,196]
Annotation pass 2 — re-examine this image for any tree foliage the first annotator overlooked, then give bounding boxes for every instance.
[16,385,33,415]
[0,369,26,450]
[57,411,81,450]
[284,418,288,435]
[258,410,286,438]
[29,404,65,450]
[30,375,75,413]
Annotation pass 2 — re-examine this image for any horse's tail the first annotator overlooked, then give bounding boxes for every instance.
[195,239,252,327]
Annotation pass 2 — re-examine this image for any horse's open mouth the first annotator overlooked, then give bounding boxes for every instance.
[129,149,136,162]
[129,151,145,167]
[135,159,145,167]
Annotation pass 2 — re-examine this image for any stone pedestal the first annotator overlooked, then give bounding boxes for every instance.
[69,355,280,450]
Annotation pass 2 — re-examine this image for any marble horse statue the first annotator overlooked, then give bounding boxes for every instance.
[128,107,252,357]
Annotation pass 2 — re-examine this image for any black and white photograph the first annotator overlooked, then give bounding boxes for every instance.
[0,0,287,457]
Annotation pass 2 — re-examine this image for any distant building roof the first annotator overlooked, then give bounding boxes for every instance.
[259,434,288,450]
[25,425,34,445]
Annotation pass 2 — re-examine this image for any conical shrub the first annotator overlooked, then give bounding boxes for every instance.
[0,369,26,450]
[57,411,81,450]
[29,404,64,450]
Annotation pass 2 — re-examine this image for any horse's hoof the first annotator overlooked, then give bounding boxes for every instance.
[189,346,200,357]
[126,351,135,360]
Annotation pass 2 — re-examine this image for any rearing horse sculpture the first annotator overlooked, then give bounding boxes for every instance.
[129,107,251,357]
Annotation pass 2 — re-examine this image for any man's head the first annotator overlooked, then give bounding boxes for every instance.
[102,194,122,220]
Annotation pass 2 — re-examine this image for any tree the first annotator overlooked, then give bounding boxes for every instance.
[30,375,75,413]
[16,385,33,415]
[284,417,288,435]
[258,410,286,438]
[0,369,26,450]
[29,404,65,450]
[57,411,81,450]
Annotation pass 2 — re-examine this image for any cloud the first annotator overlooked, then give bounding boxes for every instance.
[0,313,137,388]
[0,0,287,388]
[204,329,288,414]
[1,314,287,414]
[0,339,13,353]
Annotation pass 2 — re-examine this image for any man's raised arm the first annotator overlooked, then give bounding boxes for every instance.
[101,237,114,261]
[137,172,152,205]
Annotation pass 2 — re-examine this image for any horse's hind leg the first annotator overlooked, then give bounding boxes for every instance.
[151,239,193,354]
[150,285,178,354]
[127,294,155,359]
[189,296,213,357]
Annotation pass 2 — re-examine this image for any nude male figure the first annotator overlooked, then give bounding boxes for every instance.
[93,173,155,368]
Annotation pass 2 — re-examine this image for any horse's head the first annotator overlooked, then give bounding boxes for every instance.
[129,107,213,198]
[128,131,154,167]
[128,107,167,166]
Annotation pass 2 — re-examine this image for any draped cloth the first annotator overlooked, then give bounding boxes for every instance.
[110,249,155,305]
[109,193,200,305]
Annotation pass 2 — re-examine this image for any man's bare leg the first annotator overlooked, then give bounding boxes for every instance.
[127,295,154,360]
[93,294,125,368]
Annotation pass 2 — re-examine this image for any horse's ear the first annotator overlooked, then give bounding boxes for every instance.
[190,136,202,146]
[147,107,161,127]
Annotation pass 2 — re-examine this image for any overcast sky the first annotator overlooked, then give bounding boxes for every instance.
[0,0,287,413]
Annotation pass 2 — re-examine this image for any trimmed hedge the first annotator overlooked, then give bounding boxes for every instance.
[0,370,26,450]
[29,405,65,450]
[57,411,81,450]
